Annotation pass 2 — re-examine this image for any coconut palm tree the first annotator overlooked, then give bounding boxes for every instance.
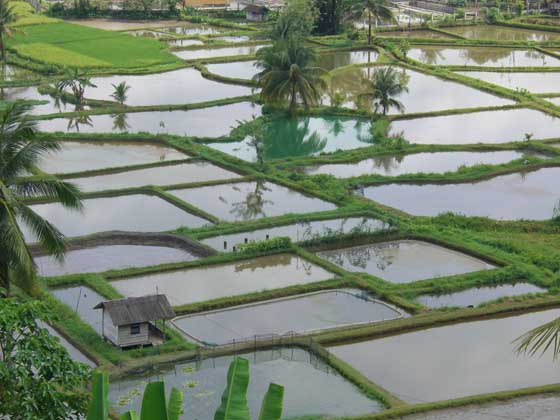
[358,66,408,115]
[351,0,395,45]
[110,81,130,105]
[0,102,82,295]
[516,316,560,360]
[0,0,17,63]
[56,69,97,108]
[254,40,327,115]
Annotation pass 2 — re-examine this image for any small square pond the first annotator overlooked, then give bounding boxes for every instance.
[316,240,495,283]
[110,253,335,306]
[110,347,382,419]
[24,194,210,240]
[173,289,404,345]
[169,181,337,222]
[329,309,560,402]
[67,162,241,192]
[360,167,560,220]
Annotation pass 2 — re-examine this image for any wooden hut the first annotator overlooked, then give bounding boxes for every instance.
[244,4,269,21]
[93,295,175,348]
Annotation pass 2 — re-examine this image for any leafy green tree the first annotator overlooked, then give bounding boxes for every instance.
[271,0,318,41]
[0,102,82,295]
[0,0,18,63]
[350,0,394,45]
[254,40,327,115]
[86,357,284,420]
[314,0,344,35]
[399,39,411,58]
[111,81,131,105]
[0,297,91,418]
[358,66,408,115]
[56,69,97,108]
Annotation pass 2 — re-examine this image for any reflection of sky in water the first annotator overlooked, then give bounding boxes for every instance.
[417,283,545,308]
[317,240,494,283]
[389,108,560,144]
[173,289,402,345]
[110,347,382,419]
[363,168,560,220]
[169,181,336,222]
[111,254,335,306]
[51,286,105,335]
[331,309,560,402]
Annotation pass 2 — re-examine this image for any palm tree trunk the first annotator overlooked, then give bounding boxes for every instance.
[0,265,9,297]
[290,84,297,116]
[0,33,5,64]
[368,12,372,45]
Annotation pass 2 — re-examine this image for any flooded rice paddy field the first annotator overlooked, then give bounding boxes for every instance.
[36,140,188,174]
[416,283,545,308]
[408,46,560,67]
[173,289,403,345]
[446,24,560,42]
[207,115,375,160]
[302,150,533,177]
[24,194,210,240]
[361,167,560,220]
[51,286,105,334]
[110,348,382,419]
[173,44,267,60]
[27,29,560,415]
[66,161,241,192]
[389,108,560,144]
[37,321,97,367]
[316,240,495,283]
[329,309,560,402]
[168,181,337,222]
[201,217,390,250]
[84,68,252,105]
[36,244,199,276]
[205,60,258,80]
[327,66,513,113]
[456,70,560,94]
[36,102,261,137]
[111,254,335,306]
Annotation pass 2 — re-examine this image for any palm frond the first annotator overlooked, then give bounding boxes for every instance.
[514,317,560,360]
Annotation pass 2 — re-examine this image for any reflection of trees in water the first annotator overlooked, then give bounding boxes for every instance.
[112,113,130,132]
[459,47,512,66]
[418,47,445,65]
[553,199,560,219]
[299,217,383,241]
[66,114,93,132]
[370,154,405,174]
[264,117,327,159]
[229,181,273,221]
[324,242,399,272]
[233,254,313,276]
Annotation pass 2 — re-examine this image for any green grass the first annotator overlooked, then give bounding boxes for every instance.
[7,21,180,69]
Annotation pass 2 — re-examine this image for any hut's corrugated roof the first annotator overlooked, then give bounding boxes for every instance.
[93,295,175,326]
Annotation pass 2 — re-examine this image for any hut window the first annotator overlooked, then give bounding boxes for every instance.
[130,323,141,335]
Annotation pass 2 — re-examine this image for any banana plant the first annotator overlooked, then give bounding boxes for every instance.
[85,357,284,420]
